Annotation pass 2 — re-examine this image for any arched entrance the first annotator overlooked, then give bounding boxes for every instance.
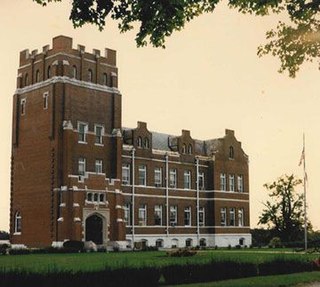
[85,214,103,245]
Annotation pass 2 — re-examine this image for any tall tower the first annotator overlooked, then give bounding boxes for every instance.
[10,36,125,247]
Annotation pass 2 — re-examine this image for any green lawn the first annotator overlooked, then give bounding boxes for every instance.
[0,249,318,273]
[170,271,320,287]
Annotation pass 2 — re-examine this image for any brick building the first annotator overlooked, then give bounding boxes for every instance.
[10,36,251,248]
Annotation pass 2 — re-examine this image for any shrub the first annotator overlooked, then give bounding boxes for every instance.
[235,244,241,249]
[259,259,313,276]
[8,248,31,255]
[0,244,9,255]
[227,244,231,250]
[167,248,197,257]
[63,240,84,253]
[269,237,282,248]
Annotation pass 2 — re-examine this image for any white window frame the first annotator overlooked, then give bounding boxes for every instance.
[94,124,104,145]
[237,175,244,192]
[72,65,77,78]
[124,203,131,225]
[198,207,205,226]
[154,205,162,226]
[220,207,226,226]
[169,169,177,188]
[43,92,49,110]
[122,164,131,185]
[229,174,235,192]
[198,172,205,190]
[154,167,162,187]
[170,206,177,226]
[184,170,191,189]
[220,173,226,191]
[78,157,86,176]
[238,208,244,227]
[229,208,235,226]
[138,204,147,226]
[77,121,88,143]
[20,98,26,116]
[184,206,191,226]
[138,165,147,186]
[14,211,22,234]
[95,159,103,174]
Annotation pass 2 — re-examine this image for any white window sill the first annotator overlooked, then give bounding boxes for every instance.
[95,143,104,147]
[78,141,87,144]
[13,232,21,235]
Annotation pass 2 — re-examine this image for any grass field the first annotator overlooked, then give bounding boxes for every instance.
[0,249,319,273]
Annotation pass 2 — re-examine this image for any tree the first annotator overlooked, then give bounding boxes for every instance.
[33,0,320,77]
[258,174,309,244]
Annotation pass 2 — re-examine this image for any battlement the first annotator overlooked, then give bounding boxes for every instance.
[17,36,118,89]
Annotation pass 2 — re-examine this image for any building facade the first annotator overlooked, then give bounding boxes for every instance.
[10,36,251,248]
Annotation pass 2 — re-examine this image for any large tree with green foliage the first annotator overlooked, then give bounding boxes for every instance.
[258,174,308,244]
[34,0,320,77]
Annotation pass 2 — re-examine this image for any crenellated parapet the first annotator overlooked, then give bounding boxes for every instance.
[17,35,118,89]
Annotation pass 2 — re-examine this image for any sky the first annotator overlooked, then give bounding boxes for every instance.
[0,0,319,232]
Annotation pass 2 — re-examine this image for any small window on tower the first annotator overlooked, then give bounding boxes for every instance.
[72,66,77,79]
[47,66,51,79]
[88,69,93,82]
[35,70,40,83]
[20,98,26,115]
[103,73,108,85]
[229,146,234,159]
[43,92,49,109]
[24,74,29,86]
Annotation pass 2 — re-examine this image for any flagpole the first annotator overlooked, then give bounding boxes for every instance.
[303,133,307,252]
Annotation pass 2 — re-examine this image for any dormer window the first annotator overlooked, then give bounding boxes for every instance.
[137,136,142,148]
[144,138,150,149]
[229,146,234,159]
[188,144,192,154]
[182,144,186,154]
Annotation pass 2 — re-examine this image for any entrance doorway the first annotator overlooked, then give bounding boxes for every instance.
[85,214,103,245]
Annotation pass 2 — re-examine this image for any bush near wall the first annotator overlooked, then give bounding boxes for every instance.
[258,259,313,276]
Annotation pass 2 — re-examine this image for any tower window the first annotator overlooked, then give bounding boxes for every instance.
[137,136,142,148]
[88,69,93,82]
[181,144,186,154]
[14,211,22,234]
[188,144,192,154]
[229,146,234,159]
[72,66,77,79]
[47,66,51,79]
[20,98,26,115]
[103,73,108,85]
[144,137,150,149]
[43,92,49,109]
[35,70,40,83]
[24,74,29,86]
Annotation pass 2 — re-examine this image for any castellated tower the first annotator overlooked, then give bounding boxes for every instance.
[10,36,125,247]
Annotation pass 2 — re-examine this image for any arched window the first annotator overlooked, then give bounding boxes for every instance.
[188,144,192,154]
[156,239,164,248]
[185,238,192,247]
[72,66,77,79]
[181,144,186,154]
[103,73,108,85]
[35,70,40,83]
[47,66,51,79]
[87,193,93,202]
[99,193,105,203]
[14,211,22,233]
[24,74,29,86]
[200,238,206,247]
[88,69,93,82]
[94,193,99,202]
[137,136,142,148]
[229,146,234,159]
[144,138,149,149]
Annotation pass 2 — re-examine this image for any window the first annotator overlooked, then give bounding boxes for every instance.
[137,136,142,148]
[99,193,105,203]
[87,193,93,202]
[186,238,192,247]
[169,169,177,188]
[229,146,234,159]
[95,159,103,174]
[88,69,93,82]
[229,174,235,191]
[124,203,131,225]
[35,70,40,83]
[188,144,192,154]
[198,207,205,226]
[144,137,150,149]
[181,144,186,154]
[78,157,86,176]
[156,239,163,248]
[20,98,26,115]
[200,238,206,247]
[220,208,226,226]
[154,167,162,187]
[154,205,162,225]
[238,208,244,227]
[72,66,77,78]
[184,170,191,189]
[24,74,29,86]
[198,172,205,190]
[220,173,226,191]
[103,73,108,85]
[78,122,88,143]
[43,92,49,109]
[237,175,244,192]
[229,208,235,226]
[138,165,146,186]
[94,193,99,202]
[94,124,104,145]
[184,207,191,226]
[122,164,131,185]
[138,204,147,226]
[47,66,51,79]
[14,211,22,234]
[170,206,177,226]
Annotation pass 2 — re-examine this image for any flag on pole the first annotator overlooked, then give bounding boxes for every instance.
[299,148,305,166]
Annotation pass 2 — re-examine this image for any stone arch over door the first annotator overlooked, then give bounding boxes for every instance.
[85,214,104,245]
